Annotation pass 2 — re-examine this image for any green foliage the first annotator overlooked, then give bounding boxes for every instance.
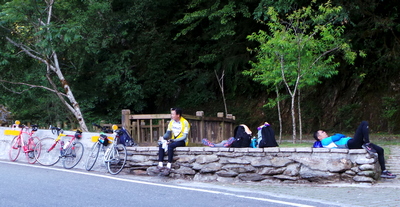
[0,0,399,135]
[245,1,357,92]
[382,96,400,133]
[336,103,360,131]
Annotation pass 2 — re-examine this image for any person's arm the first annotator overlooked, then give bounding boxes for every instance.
[330,133,346,142]
[171,133,187,142]
[163,130,172,139]
[321,137,338,148]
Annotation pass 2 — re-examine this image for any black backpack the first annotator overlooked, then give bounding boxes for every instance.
[117,128,137,146]
[259,125,278,148]
[231,125,251,148]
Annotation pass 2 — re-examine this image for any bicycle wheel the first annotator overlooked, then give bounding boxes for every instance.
[26,136,40,164]
[63,141,84,169]
[106,144,127,175]
[34,137,60,166]
[85,142,100,171]
[9,136,21,161]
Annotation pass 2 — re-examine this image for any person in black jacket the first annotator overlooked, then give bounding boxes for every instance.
[202,124,252,148]
[257,122,278,148]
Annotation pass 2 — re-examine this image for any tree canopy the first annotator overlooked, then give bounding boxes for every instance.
[0,0,399,133]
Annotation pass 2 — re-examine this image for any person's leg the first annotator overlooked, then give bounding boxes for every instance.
[202,138,215,147]
[223,137,236,147]
[369,143,386,171]
[347,121,369,149]
[214,140,227,147]
[167,140,185,164]
[158,144,165,167]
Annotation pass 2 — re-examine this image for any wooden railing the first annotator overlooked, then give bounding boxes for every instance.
[121,109,236,144]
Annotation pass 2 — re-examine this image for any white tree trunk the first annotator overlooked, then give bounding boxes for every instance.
[4,0,88,131]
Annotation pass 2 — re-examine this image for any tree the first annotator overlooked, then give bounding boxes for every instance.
[0,0,89,131]
[244,0,361,142]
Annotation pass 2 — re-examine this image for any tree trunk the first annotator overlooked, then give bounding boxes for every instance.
[290,94,297,143]
[297,88,302,143]
[215,70,228,116]
[4,0,88,132]
[276,85,283,144]
[50,52,88,132]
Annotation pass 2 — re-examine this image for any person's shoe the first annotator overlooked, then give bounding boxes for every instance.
[362,143,377,154]
[202,138,215,147]
[381,170,397,179]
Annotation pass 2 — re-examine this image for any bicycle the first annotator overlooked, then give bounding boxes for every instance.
[8,120,40,164]
[85,124,127,175]
[34,126,84,169]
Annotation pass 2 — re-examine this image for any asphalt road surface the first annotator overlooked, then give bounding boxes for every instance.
[0,160,345,207]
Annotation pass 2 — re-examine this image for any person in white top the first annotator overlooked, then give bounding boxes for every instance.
[157,108,190,175]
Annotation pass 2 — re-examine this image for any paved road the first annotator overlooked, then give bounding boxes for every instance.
[0,160,334,207]
[1,159,400,207]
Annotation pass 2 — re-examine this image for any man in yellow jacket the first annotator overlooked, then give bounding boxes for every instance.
[158,108,190,174]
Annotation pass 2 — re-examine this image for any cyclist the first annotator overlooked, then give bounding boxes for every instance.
[157,107,190,175]
[313,121,396,179]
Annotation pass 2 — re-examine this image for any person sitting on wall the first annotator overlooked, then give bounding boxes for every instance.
[313,121,396,179]
[202,124,252,148]
[157,107,190,175]
[256,122,278,148]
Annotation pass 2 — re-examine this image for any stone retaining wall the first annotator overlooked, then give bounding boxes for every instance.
[126,147,381,183]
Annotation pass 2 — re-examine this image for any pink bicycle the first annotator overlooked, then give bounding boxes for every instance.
[8,121,40,164]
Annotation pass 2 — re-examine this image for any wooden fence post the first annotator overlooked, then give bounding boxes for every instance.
[122,109,131,131]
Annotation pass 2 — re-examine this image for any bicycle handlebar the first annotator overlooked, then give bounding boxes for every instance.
[49,125,82,138]
[92,123,113,133]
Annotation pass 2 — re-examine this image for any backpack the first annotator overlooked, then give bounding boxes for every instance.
[117,127,136,146]
[231,125,252,148]
[313,141,323,148]
[258,124,278,148]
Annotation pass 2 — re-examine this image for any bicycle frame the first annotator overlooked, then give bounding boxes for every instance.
[34,126,84,169]
[86,124,127,174]
[16,126,34,152]
[9,121,39,163]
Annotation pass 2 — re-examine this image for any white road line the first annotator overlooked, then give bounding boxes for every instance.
[1,160,315,207]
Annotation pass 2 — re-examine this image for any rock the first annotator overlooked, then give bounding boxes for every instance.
[237,173,266,181]
[200,163,222,173]
[283,163,300,176]
[299,165,338,180]
[221,164,256,173]
[357,170,376,178]
[273,174,298,181]
[250,157,273,167]
[174,166,196,175]
[258,167,286,175]
[177,155,196,163]
[216,170,238,177]
[196,154,219,164]
[193,173,218,182]
[353,176,375,182]
[359,164,375,171]
[270,157,293,167]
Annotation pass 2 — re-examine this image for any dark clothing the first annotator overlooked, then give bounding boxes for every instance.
[259,125,278,148]
[158,140,185,163]
[334,121,386,171]
[231,125,251,148]
[347,121,370,149]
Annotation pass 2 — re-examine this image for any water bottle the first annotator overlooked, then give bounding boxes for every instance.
[64,141,70,149]
[60,141,65,156]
